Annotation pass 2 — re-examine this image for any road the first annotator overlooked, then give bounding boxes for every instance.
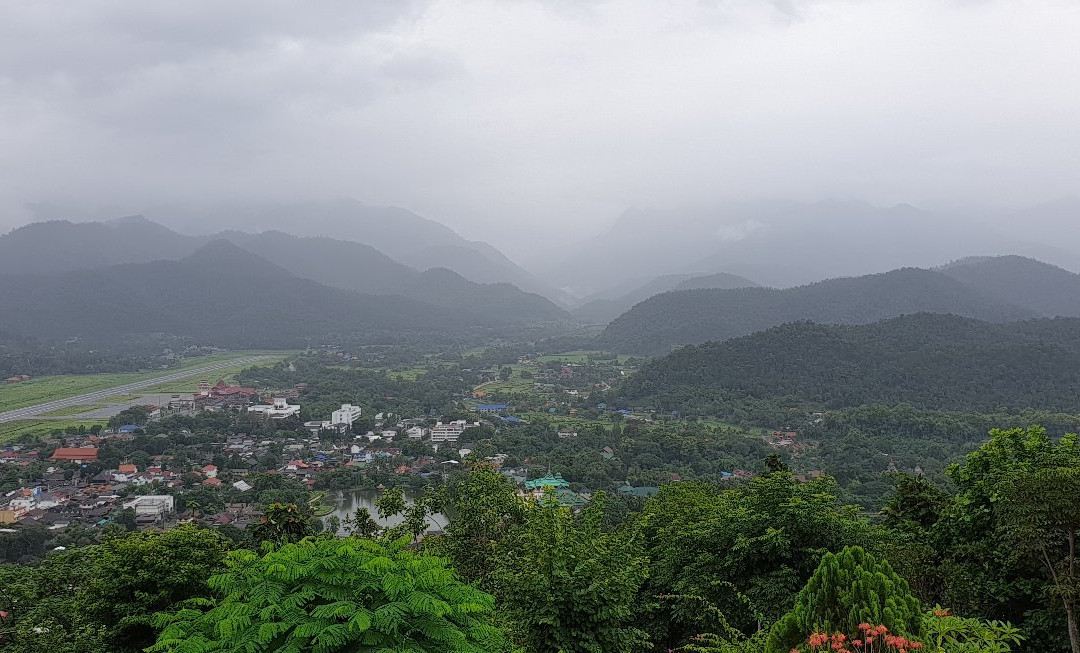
[0,356,272,424]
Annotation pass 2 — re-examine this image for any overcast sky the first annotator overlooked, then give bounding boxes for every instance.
[1,0,1078,252]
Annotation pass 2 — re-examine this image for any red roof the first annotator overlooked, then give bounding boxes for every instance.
[118,464,137,474]
[202,464,218,471]
[51,447,99,462]
[203,477,222,486]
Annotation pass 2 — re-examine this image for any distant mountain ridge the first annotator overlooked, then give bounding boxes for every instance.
[0,205,567,305]
[573,272,759,324]
[0,217,570,327]
[0,241,569,347]
[536,199,1080,295]
[598,262,1047,354]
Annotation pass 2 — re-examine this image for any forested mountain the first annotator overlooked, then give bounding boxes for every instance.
[573,272,759,324]
[938,255,1080,317]
[621,313,1080,413]
[0,242,476,347]
[599,267,1035,354]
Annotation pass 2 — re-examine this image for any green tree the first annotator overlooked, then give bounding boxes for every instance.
[636,476,874,650]
[436,464,527,589]
[768,546,923,652]
[148,536,505,653]
[251,502,313,545]
[82,525,228,652]
[996,433,1080,653]
[495,495,647,653]
[939,426,1078,652]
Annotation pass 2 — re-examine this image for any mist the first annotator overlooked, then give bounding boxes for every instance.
[1,0,1079,264]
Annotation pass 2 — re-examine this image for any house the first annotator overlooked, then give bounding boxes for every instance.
[50,447,99,463]
[203,477,222,487]
[202,464,218,478]
[557,428,578,439]
[475,404,509,414]
[406,426,426,440]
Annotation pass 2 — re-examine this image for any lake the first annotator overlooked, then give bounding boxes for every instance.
[324,488,449,535]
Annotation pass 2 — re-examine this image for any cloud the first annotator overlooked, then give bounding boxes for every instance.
[0,0,1078,254]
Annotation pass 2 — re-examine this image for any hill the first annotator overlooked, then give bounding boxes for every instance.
[0,216,205,274]
[621,313,1080,413]
[0,242,468,348]
[938,255,1080,317]
[573,272,758,324]
[399,268,570,325]
[598,267,1035,355]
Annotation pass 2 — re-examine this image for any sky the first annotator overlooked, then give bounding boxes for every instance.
[1,0,1078,254]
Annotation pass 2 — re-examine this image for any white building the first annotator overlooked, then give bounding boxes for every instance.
[406,426,426,440]
[430,420,480,443]
[332,404,362,427]
[123,495,175,518]
[248,397,301,419]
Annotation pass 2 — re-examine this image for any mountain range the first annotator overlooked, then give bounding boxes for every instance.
[598,256,1080,355]
[0,233,570,347]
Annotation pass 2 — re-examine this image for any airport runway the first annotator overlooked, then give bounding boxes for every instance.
[0,356,271,424]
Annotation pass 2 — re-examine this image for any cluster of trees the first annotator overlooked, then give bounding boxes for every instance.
[5,427,1075,652]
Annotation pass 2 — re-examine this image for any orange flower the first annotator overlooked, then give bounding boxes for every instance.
[852,640,863,647]
[833,633,848,642]
[909,643,923,650]
[858,623,873,632]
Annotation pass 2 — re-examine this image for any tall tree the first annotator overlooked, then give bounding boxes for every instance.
[768,546,923,652]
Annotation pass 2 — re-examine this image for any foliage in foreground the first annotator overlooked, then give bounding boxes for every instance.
[149,536,505,653]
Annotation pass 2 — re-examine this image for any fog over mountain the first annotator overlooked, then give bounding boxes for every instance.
[1,0,1079,266]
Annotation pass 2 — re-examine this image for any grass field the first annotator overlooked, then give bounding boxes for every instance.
[0,419,108,444]
[0,351,290,413]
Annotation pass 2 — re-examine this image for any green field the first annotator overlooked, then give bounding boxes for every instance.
[0,419,108,444]
[0,351,291,413]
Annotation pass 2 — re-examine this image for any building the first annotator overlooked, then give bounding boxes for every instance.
[430,420,479,443]
[476,404,509,414]
[248,397,301,419]
[406,426,426,440]
[50,447,99,463]
[332,404,362,427]
[122,495,174,518]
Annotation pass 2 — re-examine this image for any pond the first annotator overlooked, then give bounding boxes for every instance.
[324,488,449,535]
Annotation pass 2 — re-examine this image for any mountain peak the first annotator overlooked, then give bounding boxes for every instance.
[180,240,294,277]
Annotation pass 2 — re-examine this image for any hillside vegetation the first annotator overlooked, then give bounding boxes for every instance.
[621,313,1080,413]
